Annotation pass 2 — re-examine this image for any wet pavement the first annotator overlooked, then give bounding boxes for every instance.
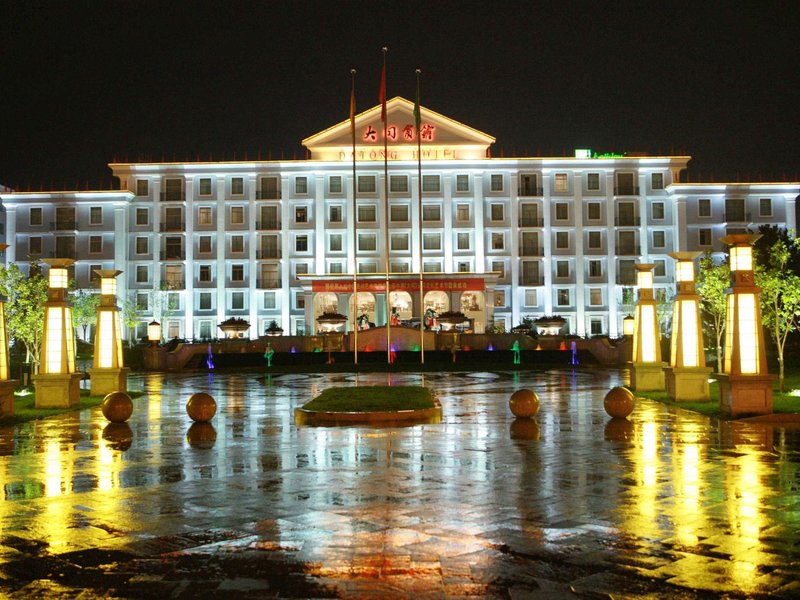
[0,368,799,598]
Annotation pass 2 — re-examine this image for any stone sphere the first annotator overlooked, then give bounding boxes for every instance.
[604,387,635,419]
[604,418,635,443]
[101,391,133,423]
[510,418,540,441]
[187,422,217,449]
[186,393,217,422]
[509,389,540,418]
[102,422,133,451]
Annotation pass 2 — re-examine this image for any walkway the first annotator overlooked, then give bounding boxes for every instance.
[0,369,798,598]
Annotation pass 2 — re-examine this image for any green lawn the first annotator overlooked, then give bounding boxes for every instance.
[1,389,144,425]
[302,386,435,413]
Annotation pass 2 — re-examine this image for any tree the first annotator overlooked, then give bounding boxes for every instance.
[70,287,101,342]
[0,263,48,368]
[696,252,730,373]
[120,295,143,346]
[755,238,800,392]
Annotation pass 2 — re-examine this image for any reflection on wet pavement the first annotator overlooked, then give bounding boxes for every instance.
[0,368,799,598]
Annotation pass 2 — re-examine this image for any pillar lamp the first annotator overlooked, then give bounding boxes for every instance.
[665,252,712,400]
[716,234,773,417]
[630,263,666,391]
[87,270,129,396]
[0,244,19,417]
[32,259,84,408]
[148,321,161,346]
[622,315,635,337]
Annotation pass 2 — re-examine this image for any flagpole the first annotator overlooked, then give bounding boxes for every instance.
[381,46,391,366]
[415,69,424,365]
[350,68,358,366]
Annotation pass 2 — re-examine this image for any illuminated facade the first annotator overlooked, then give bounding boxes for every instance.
[1,98,798,341]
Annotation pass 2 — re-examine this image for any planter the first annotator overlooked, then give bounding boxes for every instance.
[534,317,566,336]
[437,312,468,332]
[219,318,251,339]
[317,313,348,333]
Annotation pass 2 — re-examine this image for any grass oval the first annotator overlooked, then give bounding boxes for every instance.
[302,386,434,413]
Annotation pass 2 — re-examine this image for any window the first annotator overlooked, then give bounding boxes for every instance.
[199,292,212,310]
[654,259,666,277]
[293,206,307,224]
[231,264,244,281]
[586,172,600,191]
[29,237,42,255]
[199,265,211,282]
[590,318,603,335]
[491,260,505,278]
[199,178,212,196]
[589,288,603,306]
[329,205,342,223]
[699,229,712,246]
[557,289,570,306]
[164,237,182,259]
[329,176,342,194]
[295,292,306,309]
[555,203,569,221]
[494,290,506,307]
[588,260,602,278]
[390,233,409,251]
[390,205,409,222]
[586,202,601,221]
[456,204,470,221]
[519,174,539,196]
[457,261,471,273]
[554,173,568,193]
[136,208,149,226]
[358,205,376,222]
[198,321,212,339]
[358,175,376,193]
[136,180,149,196]
[329,234,343,252]
[555,231,569,249]
[136,265,148,283]
[490,174,503,192]
[456,174,469,192]
[230,177,244,195]
[698,198,711,217]
[423,232,441,250]
[651,173,664,190]
[260,176,280,199]
[231,235,244,253]
[652,202,665,220]
[164,178,183,201]
[390,175,408,192]
[725,198,745,222]
[491,232,504,250]
[555,260,569,278]
[89,206,102,225]
[615,173,636,195]
[759,198,772,217]
[230,206,245,225]
[295,235,308,252]
[198,236,212,254]
[390,261,409,273]
[198,207,213,225]
[422,204,441,221]
[457,232,470,250]
[422,175,440,192]
[135,237,148,255]
[231,292,245,310]
[329,262,343,274]
[524,290,538,307]
[490,203,504,221]
[295,263,308,276]
[520,204,540,226]
[358,262,377,274]
[89,236,102,254]
[423,261,441,273]
[135,293,148,311]
[358,233,377,252]
[619,260,636,285]
[521,232,540,256]
[295,177,308,194]
[263,292,276,309]
[29,207,42,226]
[652,231,666,248]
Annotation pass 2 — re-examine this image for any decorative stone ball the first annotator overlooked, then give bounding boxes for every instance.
[509,389,540,418]
[187,422,217,449]
[101,391,133,423]
[510,418,540,441]
[186,393,217,422]
[604,418,635,442]
[604,386,635,419]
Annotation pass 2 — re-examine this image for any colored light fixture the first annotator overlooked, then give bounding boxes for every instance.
[630,262,665,391]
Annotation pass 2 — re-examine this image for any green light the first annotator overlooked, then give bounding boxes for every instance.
[593,152,626,159]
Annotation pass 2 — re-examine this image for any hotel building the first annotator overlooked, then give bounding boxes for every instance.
[1,98,798,342]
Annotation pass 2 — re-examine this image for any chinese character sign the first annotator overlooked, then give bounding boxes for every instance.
[362,123,435,143]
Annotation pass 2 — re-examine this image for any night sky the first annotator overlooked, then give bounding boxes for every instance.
[1,1,798,191]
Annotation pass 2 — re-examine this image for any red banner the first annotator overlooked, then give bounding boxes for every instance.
[312,278,485,294]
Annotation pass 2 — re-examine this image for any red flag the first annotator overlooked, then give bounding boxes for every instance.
[379,62,386,122]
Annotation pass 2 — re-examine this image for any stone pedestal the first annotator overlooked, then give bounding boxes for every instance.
[32,372,83,408]
[665,366,713,401]
[143,347,163,371]
[716,373,774,418]
[0,379,18,417]
[630,362,666,391]
[87,367,129,397]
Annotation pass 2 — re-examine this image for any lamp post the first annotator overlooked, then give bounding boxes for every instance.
[0,244,19,416]
[665,252,712,400]
[630,263,666,391]
[716,234,774,417]
[32,259,84,408]
[144,320,163,371]
[147,321,161,346]
[87,270,129,396]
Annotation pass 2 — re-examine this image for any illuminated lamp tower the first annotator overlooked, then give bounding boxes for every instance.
[32,259,84,408]
[665,252,712,400]
[630,263,665,391]
[0,245,19,416]
[716,234,773,417]
[87,270,128,396]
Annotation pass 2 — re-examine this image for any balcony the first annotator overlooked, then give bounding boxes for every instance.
[519,275,544,286]
[256,249,282,259]
[519,246,544,257]
[257,278,282,289]
[160,222,185,232]
[49,250,76,259]
[195,278,216,288]
[616,275,637,285]
[160,192,185,202]
[614,216,640,226]
[518,186,543,197]
[614,186,640,196]
[50,220,77,231]
[227,278,248,288]
[615,245,641,256]
[160,250,186,260]
[518,217,544,227]
[256,190,281,200]
[256,220,280,230]
[725,212,751,223]
[162,279,185,290]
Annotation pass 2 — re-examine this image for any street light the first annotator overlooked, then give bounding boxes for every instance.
[148,320,162,346]
[630,263,665,391]
[88,270,128,396]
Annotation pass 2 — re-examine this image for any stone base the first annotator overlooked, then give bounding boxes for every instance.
[665,366,713,401]
[32,372,84,408]
[0,379,19,417]
[716,373,774,418]
[630,362,666,391]
[87,367,129,397]
[143,347,163,371]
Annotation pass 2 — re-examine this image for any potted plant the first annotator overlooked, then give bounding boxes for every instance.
[265,320,284,336]
[218,317,251,339]
[533,315,566,336]
[437,310,468,331]
[316,311,348,333]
